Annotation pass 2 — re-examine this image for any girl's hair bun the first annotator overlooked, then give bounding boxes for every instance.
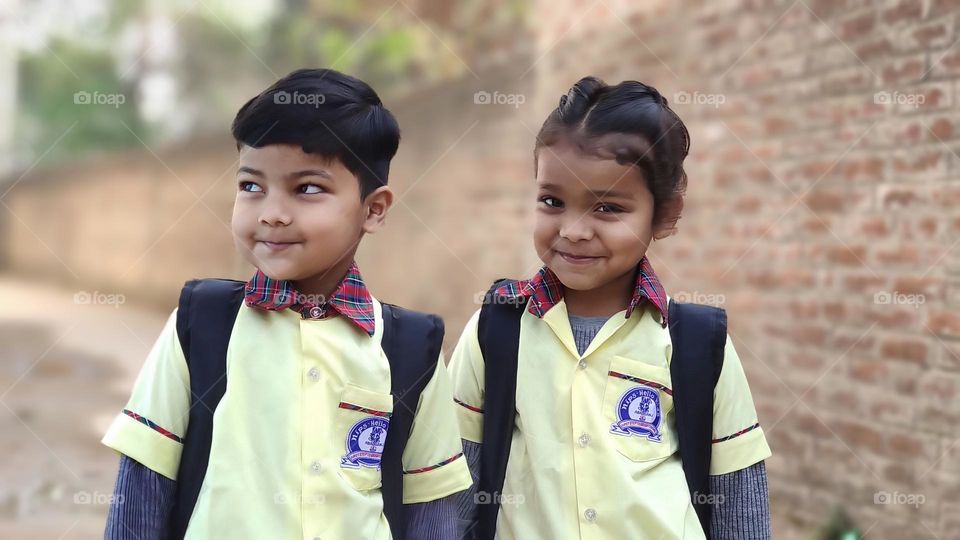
[558,76,607,123]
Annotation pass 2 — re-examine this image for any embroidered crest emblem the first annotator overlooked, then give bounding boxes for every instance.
[340,417,390,469]
[610,385,663,442]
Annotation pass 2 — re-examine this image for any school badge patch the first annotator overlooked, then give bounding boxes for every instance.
[610,385,663,442]
[340,417,390,469]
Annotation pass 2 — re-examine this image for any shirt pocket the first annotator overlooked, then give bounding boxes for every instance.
[601,355,675,463]
[336,383,394,491]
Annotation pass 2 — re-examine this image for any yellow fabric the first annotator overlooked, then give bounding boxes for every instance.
[102,299,471,539]
[448,297,771,540]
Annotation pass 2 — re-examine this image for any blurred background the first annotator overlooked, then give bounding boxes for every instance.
[1,0,958,537]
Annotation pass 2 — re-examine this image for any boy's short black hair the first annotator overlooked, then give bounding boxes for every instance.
[535,76,690,232]
[231,68,400,199]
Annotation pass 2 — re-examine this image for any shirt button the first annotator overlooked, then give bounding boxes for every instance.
[308,306,324,318]
[577,359,587,370]
[310,460,322,474]
[578,433,591,447]
[584,507,597,522]
[307,367,321,382]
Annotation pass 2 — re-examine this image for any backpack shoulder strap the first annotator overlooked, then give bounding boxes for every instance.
[667,298,727,539]
[379,302,445,540]
[170,278,246,539]
[476,279,526,540]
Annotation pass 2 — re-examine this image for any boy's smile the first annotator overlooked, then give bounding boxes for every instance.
[231,144,392,297]
[534,140,669,315]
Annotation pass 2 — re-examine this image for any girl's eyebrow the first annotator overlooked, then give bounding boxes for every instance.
[588,188,634,199]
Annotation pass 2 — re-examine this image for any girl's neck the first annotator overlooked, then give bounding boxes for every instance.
[563,268,636,317]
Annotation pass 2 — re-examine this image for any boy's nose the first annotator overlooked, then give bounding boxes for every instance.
[259,202,292,227]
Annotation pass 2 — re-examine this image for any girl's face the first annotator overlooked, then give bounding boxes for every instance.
[534,140,668,293]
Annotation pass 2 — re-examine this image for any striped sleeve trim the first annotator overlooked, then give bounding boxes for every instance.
[712,422,761,444]
[121,409,184,444]
[607,371,674,396]
[338,402,392,418]
[403,452,464,475]
[454,398,483,414]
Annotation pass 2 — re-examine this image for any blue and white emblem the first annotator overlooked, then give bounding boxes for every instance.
[340,417,390,469]
[610,385,663,442]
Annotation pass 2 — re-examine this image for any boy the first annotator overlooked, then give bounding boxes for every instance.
[450,77,773,539]
[102,68,472,539]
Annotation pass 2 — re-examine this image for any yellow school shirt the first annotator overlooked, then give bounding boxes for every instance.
[102,298,472,539]
[449,298,771,540]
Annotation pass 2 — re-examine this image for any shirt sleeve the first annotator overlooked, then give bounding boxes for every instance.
[401,352,474,504]
[710,335,772,475]
[101,309,190,480]
[447,309,485,444]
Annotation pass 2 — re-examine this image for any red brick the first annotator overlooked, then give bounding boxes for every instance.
[929,312,960,337]
[880,337,929,365]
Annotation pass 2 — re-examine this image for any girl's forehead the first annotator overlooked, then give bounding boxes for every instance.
[536,144,646,196]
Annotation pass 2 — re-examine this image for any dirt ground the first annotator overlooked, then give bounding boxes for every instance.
[0,275,170,539]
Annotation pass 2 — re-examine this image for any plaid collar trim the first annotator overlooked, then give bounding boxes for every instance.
[244,261,376,336]
[494,256,669,327]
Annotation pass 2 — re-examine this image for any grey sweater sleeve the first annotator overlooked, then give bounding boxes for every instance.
[405,496,460,540]
[453,439,482,539]
[709,461,772,539]
[104,454,176,540]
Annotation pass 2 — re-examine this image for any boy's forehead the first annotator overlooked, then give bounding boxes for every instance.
[238,144,344,175]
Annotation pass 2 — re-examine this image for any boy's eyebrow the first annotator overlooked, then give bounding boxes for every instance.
[236,167,333,180]
[237,166,264,177]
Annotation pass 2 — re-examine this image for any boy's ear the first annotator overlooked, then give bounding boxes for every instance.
[652,196,683,240]
[361,185,394,234]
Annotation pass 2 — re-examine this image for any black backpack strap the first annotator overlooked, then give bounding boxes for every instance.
[169,279,246,539]
[668,299,727,539]
[476,279,526,540]
[379,303,445,540]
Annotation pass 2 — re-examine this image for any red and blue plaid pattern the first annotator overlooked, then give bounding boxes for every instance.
[494,256,669,327]
[402,452,465,475]
[244,261,376,336]
[122,409,184,443]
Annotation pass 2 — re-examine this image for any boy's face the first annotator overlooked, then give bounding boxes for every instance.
[232,144,392,291]
[534,140,668,293]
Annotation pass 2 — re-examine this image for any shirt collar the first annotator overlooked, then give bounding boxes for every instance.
[243,261,376,336]
[494,256,669,327]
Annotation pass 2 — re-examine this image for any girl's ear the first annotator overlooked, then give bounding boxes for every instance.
[362,185,394,234]
[652,196,683,240]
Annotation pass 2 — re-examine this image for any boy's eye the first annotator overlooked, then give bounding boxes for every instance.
[539,196,562,208]
[299,184,325,195]
[239,181,263,193]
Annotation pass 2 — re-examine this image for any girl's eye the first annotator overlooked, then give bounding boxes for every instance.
[239,181,263,193]
[596,203,623,213]
[539,196,562,208]
[299,184,324,195]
